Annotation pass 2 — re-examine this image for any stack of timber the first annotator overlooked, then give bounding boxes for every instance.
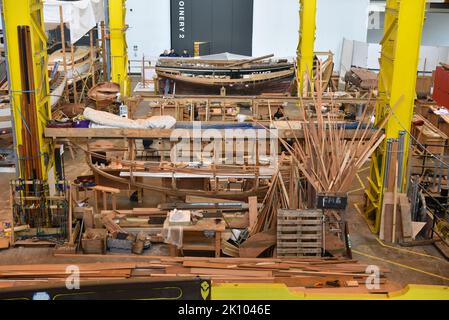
[412,113,448,155]
[237,166,295,259]
[380,193,413,244]
[415,103,449,152]
[0,257,393,291]
[378,138,414,244]
[344,68,378,91]
[236,159,348,259]
[264,75,387,194]
[250,156,307,235]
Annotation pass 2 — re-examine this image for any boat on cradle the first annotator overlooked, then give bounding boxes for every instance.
[156,52,295,95]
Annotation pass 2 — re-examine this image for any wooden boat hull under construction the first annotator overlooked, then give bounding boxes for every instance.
[48,46,93,80]
[157,69,295,95]
[83,149,271,200]
[156,54,295,95]
[49,71,67,109]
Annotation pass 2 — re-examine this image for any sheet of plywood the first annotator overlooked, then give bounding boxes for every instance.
[239,229,276,258]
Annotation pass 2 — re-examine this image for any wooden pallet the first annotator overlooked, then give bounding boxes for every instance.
[277,209,324,257]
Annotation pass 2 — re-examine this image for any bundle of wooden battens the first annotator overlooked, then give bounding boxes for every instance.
[257,73,398,194]
[0,256,392,291]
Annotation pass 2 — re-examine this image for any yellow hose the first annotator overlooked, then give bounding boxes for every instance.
[354,203,448,263]
[374,237,448,263]
[352,249,449,282]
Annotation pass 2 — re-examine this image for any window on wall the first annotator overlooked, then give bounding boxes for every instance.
[170,0,254,56]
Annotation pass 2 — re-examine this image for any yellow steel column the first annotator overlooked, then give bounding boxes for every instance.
[365,0,426,233]
[296,0,316,96]
[109,0,131,97]
[1,0,52,180]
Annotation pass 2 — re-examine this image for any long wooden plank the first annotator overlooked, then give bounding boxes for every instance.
[182,261,238,269]
[398,194,412,239]
[0,262,169,272]
[44,127,376,140]
[189,267,273,277]
[248,196,258,233]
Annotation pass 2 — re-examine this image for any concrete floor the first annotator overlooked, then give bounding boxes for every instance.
[0,125,448,289]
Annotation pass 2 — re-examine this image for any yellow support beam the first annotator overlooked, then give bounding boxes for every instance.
[296,0,316,96]
[109,0,131,97]
[1,0,52,180]
[365,0,426,233]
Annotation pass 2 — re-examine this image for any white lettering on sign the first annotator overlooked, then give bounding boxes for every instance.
[178,1,186,39]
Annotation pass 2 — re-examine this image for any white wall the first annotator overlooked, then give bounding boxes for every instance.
[126,0,171,61]
[342,39,449,73]
[368,12,449,48]
[422,12,449,47]
[252,0,299,58]
[315,0,369,70]
[252,0,369,70]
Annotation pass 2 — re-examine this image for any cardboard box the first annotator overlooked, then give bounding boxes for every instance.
[81,228,107,254]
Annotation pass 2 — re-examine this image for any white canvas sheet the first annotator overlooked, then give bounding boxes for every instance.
[43,0,104,44]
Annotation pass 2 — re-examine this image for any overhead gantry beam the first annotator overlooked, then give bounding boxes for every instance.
[296,0,316,97]
[365,0,426,233]
[109,0,131,97]
[1,0,52,180]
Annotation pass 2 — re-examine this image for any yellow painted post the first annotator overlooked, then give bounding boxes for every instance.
[297,0,316,97]
[365,0,426,233]
[109,0,131,97]
[1,0,52,180]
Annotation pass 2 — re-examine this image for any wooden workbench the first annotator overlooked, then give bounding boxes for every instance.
[163,218,226,258]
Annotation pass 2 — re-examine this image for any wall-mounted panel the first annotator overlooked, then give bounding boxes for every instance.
[170,0,253,56]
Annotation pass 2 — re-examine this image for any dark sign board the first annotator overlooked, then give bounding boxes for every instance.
[170,0,253,56]
[0,278,211,300]
[316,194,348,210]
